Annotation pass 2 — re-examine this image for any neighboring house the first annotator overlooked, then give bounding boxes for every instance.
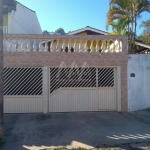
[48,26,150,53]
[44,26,121,53]
[68,26,150,53]
[3,0,42,52]
[3,0,42,34]
[135,42,150,54]
[67,26,108,35]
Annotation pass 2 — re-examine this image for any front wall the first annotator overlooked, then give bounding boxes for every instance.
[4,52,128,112]
[128,55,150,111]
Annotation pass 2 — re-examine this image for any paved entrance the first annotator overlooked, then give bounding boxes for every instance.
[2,110,150,150]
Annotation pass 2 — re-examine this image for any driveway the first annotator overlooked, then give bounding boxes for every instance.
[1,110,150,150]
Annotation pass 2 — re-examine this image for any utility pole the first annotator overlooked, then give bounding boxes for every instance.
[0,0,4,142]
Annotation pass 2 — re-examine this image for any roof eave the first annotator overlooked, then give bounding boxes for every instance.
[67,27,108,35]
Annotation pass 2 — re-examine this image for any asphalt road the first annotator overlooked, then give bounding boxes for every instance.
[1,109,150,150]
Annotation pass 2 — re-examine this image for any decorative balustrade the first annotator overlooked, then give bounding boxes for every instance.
[3,34,127,53]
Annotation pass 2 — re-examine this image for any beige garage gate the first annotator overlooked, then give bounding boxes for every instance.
[3,67,43,113]
[49,67,120,112]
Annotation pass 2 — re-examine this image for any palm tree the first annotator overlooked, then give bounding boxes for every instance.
[109,20,128,35]
[0,0,4,143]
[107,0,150,53]
[132,0,150,50]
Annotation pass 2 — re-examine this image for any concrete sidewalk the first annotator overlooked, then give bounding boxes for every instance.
[1,109,150,150]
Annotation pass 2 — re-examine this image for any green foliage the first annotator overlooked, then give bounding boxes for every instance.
[110,20,128,35]
[43,28,66,35]
[137,35,150,45]
[55,28,65,35]
[140,19,150,30]
[107,0,150,53]
[43,30,50,34]
[107,0,150,33]
[137,19,150,45]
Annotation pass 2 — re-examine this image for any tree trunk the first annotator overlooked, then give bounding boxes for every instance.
[131,4,134,53]
[128,17,130,53]
[131,19,134,53]
[134,15,137,53]
[0,0,4,142]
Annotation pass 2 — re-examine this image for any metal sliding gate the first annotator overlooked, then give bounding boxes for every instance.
[49,67,117,112]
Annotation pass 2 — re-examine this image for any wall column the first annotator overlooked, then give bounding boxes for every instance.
[116,66,121,112]
[43,67,49,113]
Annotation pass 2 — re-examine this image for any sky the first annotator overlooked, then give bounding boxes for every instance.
[17,0,150,35]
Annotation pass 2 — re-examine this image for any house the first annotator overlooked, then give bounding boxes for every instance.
[67,26,108,35]
[135,42,150,54]
[3,0,42,52]
[3,26,127,113]
[3,24,150,113]
[43,26,121,53]
[3,0,42,34]
[68,26,150,54]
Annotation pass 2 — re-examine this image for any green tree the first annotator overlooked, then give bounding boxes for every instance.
[43,30,50,34]
[140,19,150,32]
[137,19,150,45]
[55,28,65,35]
[109,20,128,35]
[107,0,150,53]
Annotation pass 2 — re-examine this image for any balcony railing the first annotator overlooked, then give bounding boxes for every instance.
[3,26,8,34]
[3,34,127,53]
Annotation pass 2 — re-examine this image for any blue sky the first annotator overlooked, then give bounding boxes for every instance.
[17,0,150,35]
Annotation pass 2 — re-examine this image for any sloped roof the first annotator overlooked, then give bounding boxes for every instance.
[16,1,35,12]
[135,42,150,49]
[67,26,108,35]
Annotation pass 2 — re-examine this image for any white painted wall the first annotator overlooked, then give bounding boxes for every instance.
[128,55,150,111]
[8,2,42,34]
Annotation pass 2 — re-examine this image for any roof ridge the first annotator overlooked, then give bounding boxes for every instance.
[67,26,108,35]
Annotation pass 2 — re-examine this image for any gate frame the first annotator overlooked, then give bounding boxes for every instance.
[43,66,121,113]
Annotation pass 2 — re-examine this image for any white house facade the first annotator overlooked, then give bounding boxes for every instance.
[3,1,42,34]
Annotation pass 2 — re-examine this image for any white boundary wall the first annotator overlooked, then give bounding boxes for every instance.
[128,55,150,111]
